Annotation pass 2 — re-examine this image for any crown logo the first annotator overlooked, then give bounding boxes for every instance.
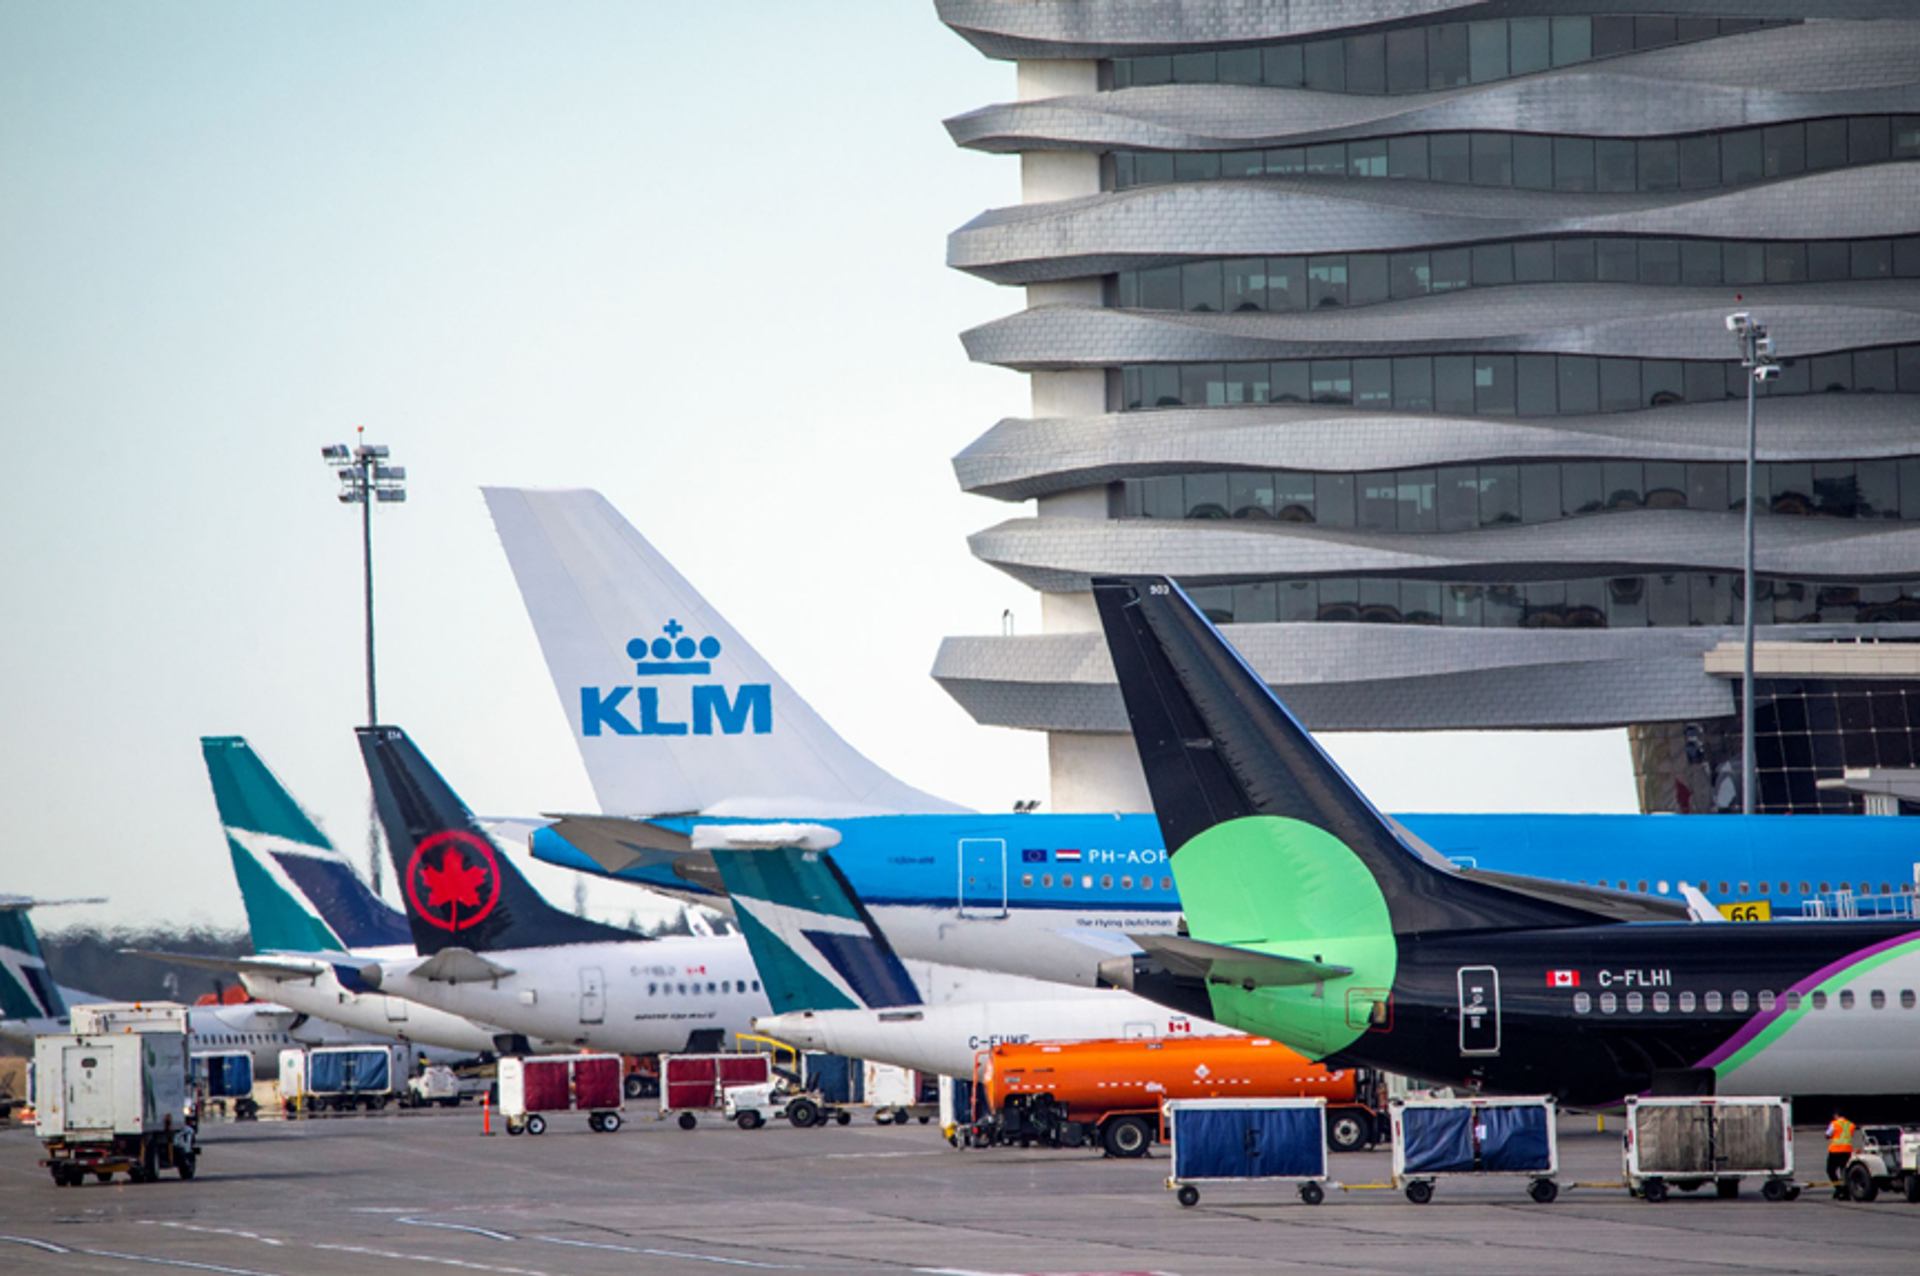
[627,620,722,677]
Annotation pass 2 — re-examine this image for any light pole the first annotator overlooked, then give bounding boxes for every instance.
[1725,312,1779,815]
[322,430,406,889]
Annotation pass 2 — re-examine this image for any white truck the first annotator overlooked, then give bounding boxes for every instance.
[33,1031,199,1186]
[70,1001,193,1036]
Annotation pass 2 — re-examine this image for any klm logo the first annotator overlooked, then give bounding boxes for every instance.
[580,620,772,737]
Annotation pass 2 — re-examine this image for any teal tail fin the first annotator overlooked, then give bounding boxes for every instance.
[0,899,67,1021]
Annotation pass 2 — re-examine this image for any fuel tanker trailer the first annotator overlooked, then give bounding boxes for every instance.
[962,1035,1384,1158]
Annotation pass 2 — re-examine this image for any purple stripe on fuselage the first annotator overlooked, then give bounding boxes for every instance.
[1694,929,1920,1070]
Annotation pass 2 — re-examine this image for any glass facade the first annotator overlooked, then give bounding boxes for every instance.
[1110,114,1920,191]
[1740,680,1920,813]
[1120,345,1920,415]
[1181,575,1920,629]
[1115,235,1920,312]
[1109,17,1789,93]
[1120,459,1920,530]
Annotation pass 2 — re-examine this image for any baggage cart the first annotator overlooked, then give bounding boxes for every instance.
[33,1032,199,1186]
[1623,1096,1798,1202]
[300,1044,409,1113]
[498,1054,624,1135]
[660,1052,773,1129]
[1164,1097,1331,1207]
[190,1050,259,1120]
[1390,1095,1558,1203]
[1841,1125,1920,1203]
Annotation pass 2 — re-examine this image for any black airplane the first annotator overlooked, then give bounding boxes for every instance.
[1093,576,1920,1106]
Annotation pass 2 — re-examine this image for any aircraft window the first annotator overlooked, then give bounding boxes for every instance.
[677,983,687,995]
[1625,992,1644,1013]
[1101,875,1114,890]
[1858,882,1870,893]
[1870,989,1886,1009]
[1901,990,1916,1009]
[1021,873,1033,888]
[1636,880,1648,893]
[752,980,761,992]
[1652,992,1669,1013]
[1599,992,1617,1014]
[1704,991,1723,1012]
[1731,990,1749,1012]
[1161,877,1174,891]
[1718,882,1729,895]
[1811,991,1827,1009]
[1737,881,1749,894]
[1697,881,1708,892]
[1573,992,1591,1014]
[1839,989,1855,1009]
[1615,880,1627,890]
[1060,875,1073,890]
[1656,880,1668,894]
[1799,881,1810,894]
[1757,882,1769,895]
[707,982,717,994]
[1786,991,1802,1010]
[1121,875,1134,889]
[1759,990,1776,1011]
[1818,882,1830,893]
[1880,882,1891,894]
[1082,875,1094,889]
[1678,991,1696,1012]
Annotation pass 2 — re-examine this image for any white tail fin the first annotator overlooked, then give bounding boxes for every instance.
[482,487,967,819]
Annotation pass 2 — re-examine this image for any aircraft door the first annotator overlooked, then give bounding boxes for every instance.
[1457,966,1501,1056]
[958,838,1007,919]
[579,966,605,1024]
[384,996,409,1023]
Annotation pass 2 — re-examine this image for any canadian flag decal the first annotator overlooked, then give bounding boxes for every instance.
[1547,969,1581,988]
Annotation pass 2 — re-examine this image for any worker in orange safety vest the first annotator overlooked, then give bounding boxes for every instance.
[1826,1109,1857,1198]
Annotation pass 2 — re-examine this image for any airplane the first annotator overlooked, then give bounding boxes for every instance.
[130,737,547,1057]
[3,896,384,1077]
[704,836,1234,1083]
[1088,575,1920,1106]
[356,724,767,1055]
[485,486,1917,991]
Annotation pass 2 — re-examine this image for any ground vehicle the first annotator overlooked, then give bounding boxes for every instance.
[190,1050,258,1120]
[34,1032,198,1186]
[964,1036,1382,1159]
[1391,1096,1558,1204]
[281,1044,409,1114]
[661,1052,773,1129]
[499,1054,624,1135]
[1165,1097,1330,1207]
[405,1064,464,1108]
[1844,1126,1920,1202]
[70,1002,193,1036]
[1623,1096,1799,1202]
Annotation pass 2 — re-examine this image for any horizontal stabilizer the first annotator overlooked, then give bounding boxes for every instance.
[121,949,338,981]
[1132,933,1352,991]
[0,896,107,912]
[535,817,732,911]
[1459,869,1692,923]
[408,947,515,983]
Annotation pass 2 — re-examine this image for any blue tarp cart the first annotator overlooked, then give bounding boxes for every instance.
[1390,1096,1559,1203]
[1164,1097,1330,1207]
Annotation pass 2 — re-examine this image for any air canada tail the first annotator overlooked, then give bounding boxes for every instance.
[358,726,633,955]
[1092,578,1616,939]
[200,736,411,953]
[0,899,67,1023]
[481,486,967,819]
[703,832,921,1014]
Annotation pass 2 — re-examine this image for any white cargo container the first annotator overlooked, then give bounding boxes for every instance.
[69,1001,192,1037]
[33,1032,199,1186]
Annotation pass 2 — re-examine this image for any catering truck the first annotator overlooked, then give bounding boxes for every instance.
[33,1030,198,1186]
[963,1036,1384,1159]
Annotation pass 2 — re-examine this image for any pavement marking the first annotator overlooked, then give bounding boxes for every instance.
[76,1248,285,1276]
[312,1242,552,1275]
[398,1217,519,1242]
[535,1234,802,1269]
[151,1221,286,1247]
[0,1235,72,1254]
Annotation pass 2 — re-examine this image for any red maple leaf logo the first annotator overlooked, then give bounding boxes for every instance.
[404,831,502,932]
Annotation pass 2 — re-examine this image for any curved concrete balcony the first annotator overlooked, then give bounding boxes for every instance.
[953,396,1920,502]
[967,510,1920,592]
[948,165,1920,284]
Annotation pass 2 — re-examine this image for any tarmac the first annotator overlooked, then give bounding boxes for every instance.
[2,1110,1915,1276]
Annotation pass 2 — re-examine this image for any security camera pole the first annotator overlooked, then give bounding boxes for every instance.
[1725,312,1777,814]
[321,430,407,889]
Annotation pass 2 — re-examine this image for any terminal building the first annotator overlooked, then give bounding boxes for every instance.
[928,2,1920,816]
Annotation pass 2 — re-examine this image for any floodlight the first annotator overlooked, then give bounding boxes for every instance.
[1754,364,1782,381]
[321,444,350,461]
[1725,312,1750,332]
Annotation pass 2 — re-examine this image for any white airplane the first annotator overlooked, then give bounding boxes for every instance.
[130,737,539,1058]
[356,725,766,1055]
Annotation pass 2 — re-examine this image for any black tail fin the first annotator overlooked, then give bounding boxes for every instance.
[358,726,633,954]
[1093,578,1612,936]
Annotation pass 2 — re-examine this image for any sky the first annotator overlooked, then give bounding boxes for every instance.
[0,2,1638,936]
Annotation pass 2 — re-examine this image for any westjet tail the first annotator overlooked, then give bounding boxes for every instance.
[482,486,965,819]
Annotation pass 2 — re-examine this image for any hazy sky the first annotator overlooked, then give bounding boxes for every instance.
[0,2,1637,936]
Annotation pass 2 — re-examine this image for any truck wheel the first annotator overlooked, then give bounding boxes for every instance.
[786,1098,819,1129]
[526,1114,547,1136]
[1529,1179,1558,1204]
[1642,1179,1668,1203]
[1102,1116,1151,1159]
[736,1111,763,1131]
[1760,1177,1786,1202]
[677,1111,698,1131]
[1847,1164,1878,1203]
[1299,1182,1325,1206]
[1327,1110,1369,1153]
[1405,1180,1434,1205]
[587,1113,606,1133]
[624,1076,646,1101]
[1176,1185,1200,1208]
[177,1154,197,1181]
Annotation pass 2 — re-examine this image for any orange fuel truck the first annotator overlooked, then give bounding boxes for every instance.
[963,1035,1383,1159]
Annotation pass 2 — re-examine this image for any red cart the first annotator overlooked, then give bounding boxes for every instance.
[498,1054,625,1135]
[660,1053,772,1130]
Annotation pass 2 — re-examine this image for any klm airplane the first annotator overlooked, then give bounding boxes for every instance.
[485,487,1919,987]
